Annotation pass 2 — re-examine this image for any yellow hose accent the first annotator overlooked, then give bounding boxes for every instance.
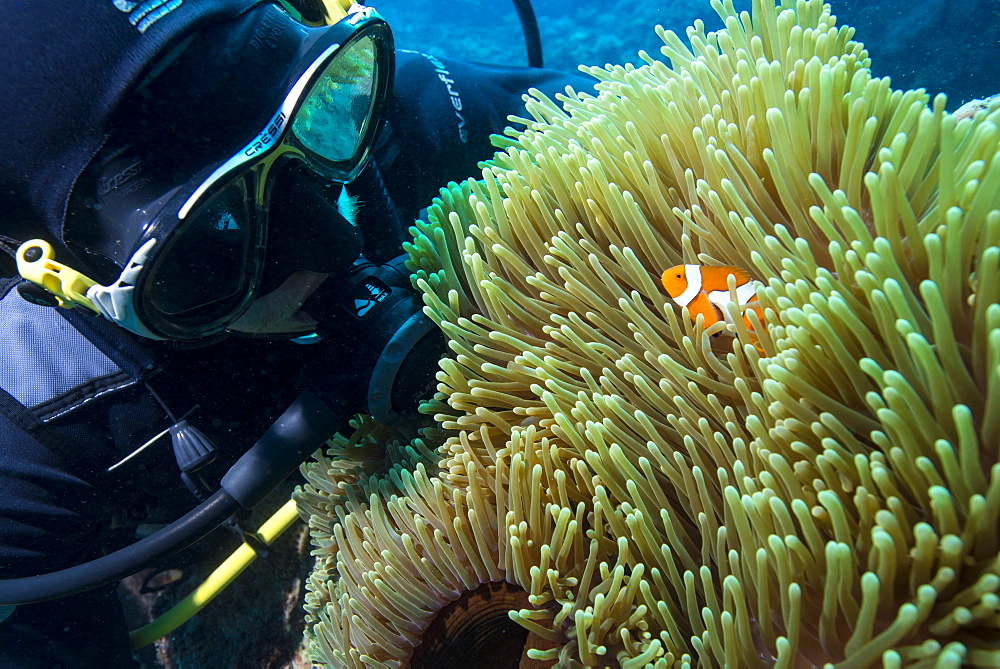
[321,0,351,23]
[281,0,351,26]
[129,498,302,650]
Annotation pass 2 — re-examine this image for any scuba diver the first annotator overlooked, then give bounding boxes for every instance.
[0,0,590,665]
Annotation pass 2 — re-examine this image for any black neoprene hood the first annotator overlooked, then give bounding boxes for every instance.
[0,0,263,254]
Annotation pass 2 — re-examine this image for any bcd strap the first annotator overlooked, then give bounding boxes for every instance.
[0,382,89,473]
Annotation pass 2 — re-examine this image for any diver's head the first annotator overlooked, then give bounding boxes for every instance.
[57,2,394,341]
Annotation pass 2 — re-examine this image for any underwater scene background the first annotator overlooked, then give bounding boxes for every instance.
[377,0,999,111]
[130,0,1000,667]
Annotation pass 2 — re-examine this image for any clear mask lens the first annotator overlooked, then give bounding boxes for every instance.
[145,178,256,319]
[291,35,379,165]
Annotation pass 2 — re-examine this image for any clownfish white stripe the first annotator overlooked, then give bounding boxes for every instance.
[674,264,703,307]
[707,281,757,310]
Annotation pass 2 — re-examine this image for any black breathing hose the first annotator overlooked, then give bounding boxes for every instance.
[0,490,240,606]
[350,161,407,264]
[0,389,344,606]
[512,0,544,68]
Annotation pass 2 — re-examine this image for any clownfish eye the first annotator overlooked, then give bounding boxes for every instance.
[675,273,682,279]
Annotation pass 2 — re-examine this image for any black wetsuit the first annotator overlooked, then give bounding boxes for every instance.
[0,51,591,667]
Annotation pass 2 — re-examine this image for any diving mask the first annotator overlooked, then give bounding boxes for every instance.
[19,3,393,341]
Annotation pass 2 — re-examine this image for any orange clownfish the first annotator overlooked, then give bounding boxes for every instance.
[661,264,762,331]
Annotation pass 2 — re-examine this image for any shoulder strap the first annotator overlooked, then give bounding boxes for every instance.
[60,306,157,381]
[0,376,93,471]
[0,278,158,422]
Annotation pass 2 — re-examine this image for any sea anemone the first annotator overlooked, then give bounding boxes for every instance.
[296,0,1000,665]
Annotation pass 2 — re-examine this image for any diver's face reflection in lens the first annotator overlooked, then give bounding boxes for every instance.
[290,35,378,166]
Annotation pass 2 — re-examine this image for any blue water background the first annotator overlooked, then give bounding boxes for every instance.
[374,0,999,110]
